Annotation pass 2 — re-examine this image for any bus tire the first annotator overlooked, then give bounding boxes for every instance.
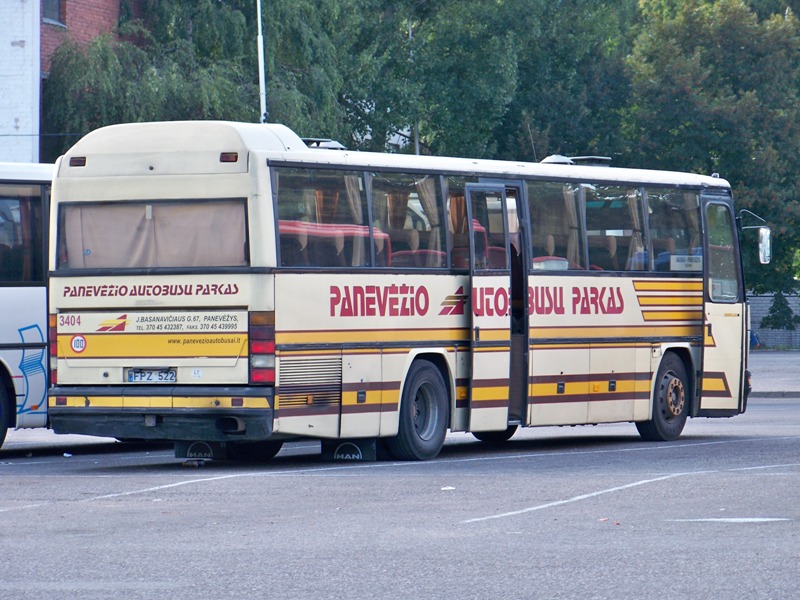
[227,440,284,462]
[472,425,518,443]
[0,384,9,450]
[637,352,689,442]
[386,360,448,461]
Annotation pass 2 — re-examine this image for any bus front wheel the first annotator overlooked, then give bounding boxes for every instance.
[386,360,448,461]
[637,353,689,442]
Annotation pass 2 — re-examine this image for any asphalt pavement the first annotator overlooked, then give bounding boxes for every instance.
[2,350,796,455]
[748,350,800,397]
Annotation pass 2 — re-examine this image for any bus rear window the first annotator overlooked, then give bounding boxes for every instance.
[57,199,248,269]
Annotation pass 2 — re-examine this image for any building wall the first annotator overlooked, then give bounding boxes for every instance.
[0,0,40,162]
[41,0,123,73]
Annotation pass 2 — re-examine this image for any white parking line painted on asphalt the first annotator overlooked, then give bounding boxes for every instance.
[461,461,800,524]
[667,518,790,523]
[462,472,713,524]
[1,437,798,514]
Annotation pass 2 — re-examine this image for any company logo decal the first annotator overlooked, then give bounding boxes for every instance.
[333,442,364,461]
[185,442,215,460]
[96,314,128,332]
[439,286,469,315]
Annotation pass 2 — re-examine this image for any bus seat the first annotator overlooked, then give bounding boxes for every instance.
[653,237,675,272]
[532,256,568,271]
[391,250,416,267]
[532,234,557,258]
[391,249,447,268]
[374,232,389,266]
[416,249,446,268]
[627,251,648,270]
[589,236,619,271]
[389,228,419,253]
[487,246,507,269]
[279,234,309,266]
[452,247,469,269]
[307,230,347,267]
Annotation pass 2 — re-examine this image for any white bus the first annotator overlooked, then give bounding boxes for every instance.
[0,162,53,449]
[46,121,770,461]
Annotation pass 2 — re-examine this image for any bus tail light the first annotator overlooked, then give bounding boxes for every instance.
[48,314,58,385]
[249,311,275,384]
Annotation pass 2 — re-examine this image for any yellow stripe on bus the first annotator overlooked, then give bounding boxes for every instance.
[49,396,269,409]
[633,280,703,292]
[529,381,589,396]
[701,377,728,392]
[530,378,651,396]
[641,310,703,322]
[341,390,383,406]
[471,386,510,402]
[276,328,470,345]
[530,324,702,339]
[58,333,248,359]
[637,296,703,306]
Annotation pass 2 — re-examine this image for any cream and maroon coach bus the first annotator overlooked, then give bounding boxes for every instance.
[46,121,770,461]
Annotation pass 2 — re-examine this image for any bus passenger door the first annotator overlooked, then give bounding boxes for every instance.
[700,198,746,413]
[466,185,513,432]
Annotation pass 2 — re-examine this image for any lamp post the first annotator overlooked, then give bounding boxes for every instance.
[257,0,268,123]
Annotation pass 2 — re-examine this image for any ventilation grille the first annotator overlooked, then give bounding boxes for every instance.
[278,356,342,407]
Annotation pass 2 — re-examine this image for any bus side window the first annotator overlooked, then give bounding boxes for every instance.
[274,168,369,268]
[370,172,445,269]
[645,188,702,273]
[448,190,469,269]
[527,180,578,270]
[0,193,44,282]
[584,185,644,272]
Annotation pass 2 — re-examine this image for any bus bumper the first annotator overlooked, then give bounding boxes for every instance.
[47,386,275,442]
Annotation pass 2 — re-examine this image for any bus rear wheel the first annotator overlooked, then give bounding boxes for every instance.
[227,440,284,462]
[386,360,448,461]
[637,353,689,442]
[473,425,518,444]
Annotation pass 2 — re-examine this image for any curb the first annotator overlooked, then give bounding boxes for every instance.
[749,391,799,398]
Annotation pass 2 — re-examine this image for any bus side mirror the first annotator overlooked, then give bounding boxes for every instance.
[758,227,771,264]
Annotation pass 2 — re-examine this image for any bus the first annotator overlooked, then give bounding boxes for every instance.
[46,121,770,461]
[0,162,53,449]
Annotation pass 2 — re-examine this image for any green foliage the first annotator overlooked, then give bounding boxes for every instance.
[39,0,800,293]
[760,290,800,329]
[495,0,638,161]
[624,0,800,292]
[42,2,258,160]
[412,1,519,157]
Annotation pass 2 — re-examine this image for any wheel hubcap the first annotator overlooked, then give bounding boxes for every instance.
[663,374,685,417]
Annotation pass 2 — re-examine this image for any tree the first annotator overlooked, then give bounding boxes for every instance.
[491,0,638,162]
[624,0,800,293]
[411,0,519,157]
[42,1,258,161]
[760,290,800,329]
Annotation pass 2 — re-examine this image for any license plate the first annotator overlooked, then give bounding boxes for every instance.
[127,368,177,383]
